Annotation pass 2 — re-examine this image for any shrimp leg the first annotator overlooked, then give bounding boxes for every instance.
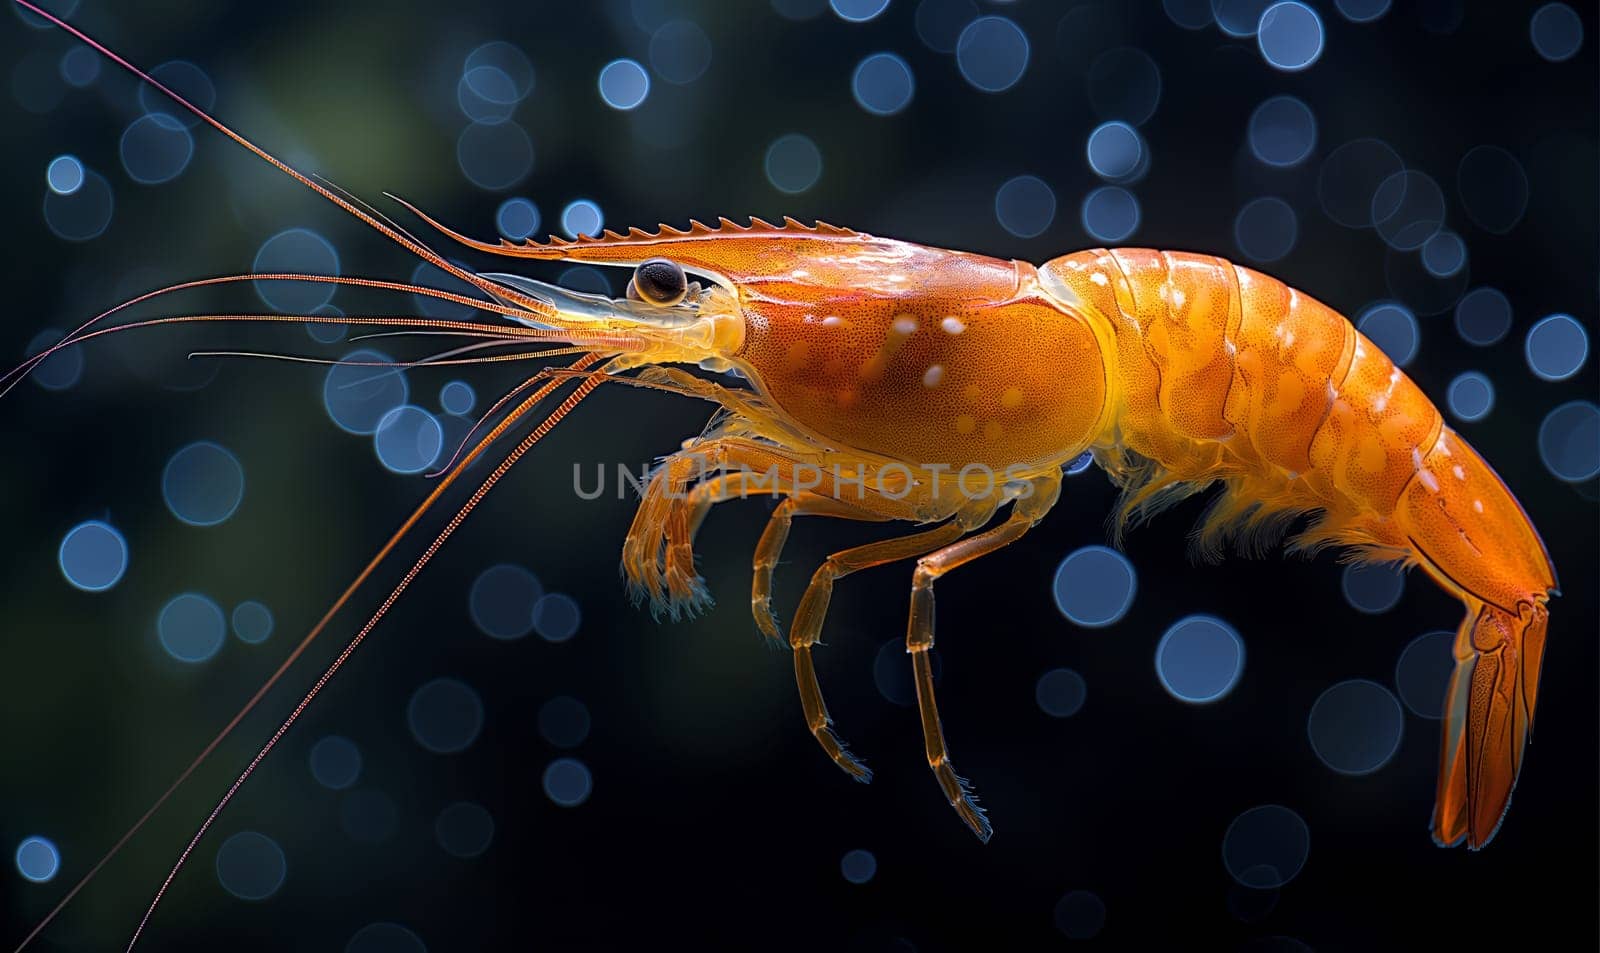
[752,494,892,644]
[906,473,1062,841]
[778,510,975,781]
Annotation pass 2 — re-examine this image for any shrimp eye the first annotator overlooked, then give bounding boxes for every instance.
[631,257,687,306]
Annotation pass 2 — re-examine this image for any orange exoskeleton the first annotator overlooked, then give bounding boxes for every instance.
[7,2,1558,948]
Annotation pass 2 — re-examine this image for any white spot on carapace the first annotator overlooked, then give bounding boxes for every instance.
[1090,271,1109,286]
[1354,343,1366,360]
[792,269,810,279]
[1225,340,1238,356]
[1172,287,1187,309]
[1452,464,1465,481]
[1283,330,1295,348]
[941,316,966,335]
[1473,499,1484,513]
[1413,448,1441,493]
[892,316,917,335]
[922,364,945,388]
[1374,394,1388,413]
[887,273,907,283]
[821,315,843,328]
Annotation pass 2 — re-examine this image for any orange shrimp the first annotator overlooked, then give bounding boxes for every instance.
[8,2,1557,948]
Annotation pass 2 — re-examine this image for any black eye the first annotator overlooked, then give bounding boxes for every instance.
[631,258,687,306]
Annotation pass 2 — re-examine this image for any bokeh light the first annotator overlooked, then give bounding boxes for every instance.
[851,53,915,116]
[1456,145,1529,234]
[214,831,286,901]
[309,735,363,790]
[598,58,650,110]
[1420,230,1466,278]
[840,848,877,884]
[1222,805,1309,888]
[495,197,540,240]
[1081,186,1141,242]
[162,441,245,526]
[42,166,113,241]
[1053,890,1107,940]
[373,405,444,475]
[457,66,518,124]
[58,45,99,87]
[1537,400,1600,482]
[465,41,534,101]
[1306,679,1404,775]
[1340,562,1405,614]
[1052,545,1136,628]
[1035,668,1087,718]
[1155,615,1246,704]
[306,303,349,344]
[1212,0,1271,37]
[45,154,82,194]
[1453,287,1512,346]
[253,228,340,312]
[1446,371,1494,422]
[439,380,476,417]
[994,175,1056,239]
[1317,138,1403,228]
[1529,3,1583,63]
[231,600,274,644]
[58,519,127,592]
[1233,197,1298,263]
[1085,47,1161,126]
[24,328,82,390]
[1163,0,1213,30]
[532,592,582,642]
[1247,96,1316,168]
[1256,2,1324,71]
[1334,0,1390,22]
[649,19,713,84]
[561,199,604,238]
[956,16,1029,93]
[1524,314,1588,381]
[1355,302,1419,367]
[14,837,60,883]
[119,113,194,185]
[1064,451,1095,476]
[1371,170,1445,250]
[765,133,823,194]
[538,695,592,748]
[1394,630,1454,719]
[136,60,214,128]
[323,349,409,435]
[157,592,227,663]
[831,0,888,22]
[347,922,427,953]
[456,121,534,190]
[469,563,543,640]
[1085,121,1146,181]
[435,802,495,859]
[543,757,593,807]
[407,678,485,754]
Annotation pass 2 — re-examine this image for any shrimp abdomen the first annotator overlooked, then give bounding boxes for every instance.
[1041,247,1557,849]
